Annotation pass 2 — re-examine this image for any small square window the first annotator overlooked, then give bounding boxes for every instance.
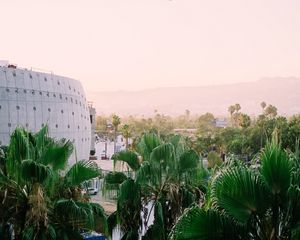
[29,74,32,79]
[33,107,36,111]
[8,123,11,127]
[16,106,20,110]
[24,89,27,93]
[44,77,47,81]
[48,108,51,112]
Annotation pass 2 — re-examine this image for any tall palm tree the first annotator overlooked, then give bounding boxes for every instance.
[0,126,107,240]
[121,124,131,149]
[106,133,208,239]
[112,114,121,154]
[170,140,300,240]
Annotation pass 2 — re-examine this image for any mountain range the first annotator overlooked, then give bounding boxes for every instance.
[86,77,300,116]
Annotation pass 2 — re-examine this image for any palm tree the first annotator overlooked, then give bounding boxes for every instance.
[170,139,300,240]
[235,103,241,112]
[0,126,107,240]
[112,114,121,154]
[106,133,209,239]
[228,105,235,117]
[261,101,267,112]
[121,124,131,149]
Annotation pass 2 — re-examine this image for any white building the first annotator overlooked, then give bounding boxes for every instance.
[0,63,91,163]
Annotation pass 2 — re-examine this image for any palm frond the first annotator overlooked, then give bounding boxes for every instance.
[6,127,31,180]
[169,206,241,240]
[212,166,269,224]
[112,150,140,171]
[138,133,161,161]
[135,160,163,190]
[179,150,199,173]
[54,199,94,229]
[260,142,292,196]
[150,143,175,167]
[104,172,127,188]
[65,160,100,186]
[33,125,49,153]
[89,202,108,235]
[117,179,142,231]
[41,139,74,171]
[21,159,53,184]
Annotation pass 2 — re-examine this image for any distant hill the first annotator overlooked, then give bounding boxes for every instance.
[86,77,300,116]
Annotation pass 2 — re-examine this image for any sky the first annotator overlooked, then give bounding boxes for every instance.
[1,0,300,92]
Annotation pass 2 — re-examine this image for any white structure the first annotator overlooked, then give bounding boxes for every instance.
[0,64,91,163]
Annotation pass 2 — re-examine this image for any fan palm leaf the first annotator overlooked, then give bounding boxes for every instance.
[138,133,161,161]
[211,166,269,224]
[169,206,241,240]
[179,150,199,174]
[260,142,292,196]
[64,160,100,187]
[20,159,53,184]
[40,139,74,171]
[54,199,94,229]
[112,150,140,171]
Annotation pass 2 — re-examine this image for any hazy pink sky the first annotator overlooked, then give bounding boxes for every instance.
[1,0,300,91]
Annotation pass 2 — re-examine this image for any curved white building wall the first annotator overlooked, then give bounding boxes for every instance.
[0,66,91,164]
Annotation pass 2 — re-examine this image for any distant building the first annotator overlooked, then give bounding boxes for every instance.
[214,118,227,128]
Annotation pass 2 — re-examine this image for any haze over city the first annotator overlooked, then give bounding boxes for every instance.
[1,0,300,92]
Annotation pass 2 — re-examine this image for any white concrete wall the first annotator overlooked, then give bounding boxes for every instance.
[0,66,91,164]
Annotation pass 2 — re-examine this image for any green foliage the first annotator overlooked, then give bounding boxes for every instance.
[171,141,300,239]
[212,166,269,224]
[0,126,106,240]
[261,142,292,195]
[117,179,142,235]
[169,207,240,240]
[207,151,222,169]
[179,150,199,173]
[110,132,207,239]
[104,172,127,186]
[112,150,140,171]
[65,160,101,186]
